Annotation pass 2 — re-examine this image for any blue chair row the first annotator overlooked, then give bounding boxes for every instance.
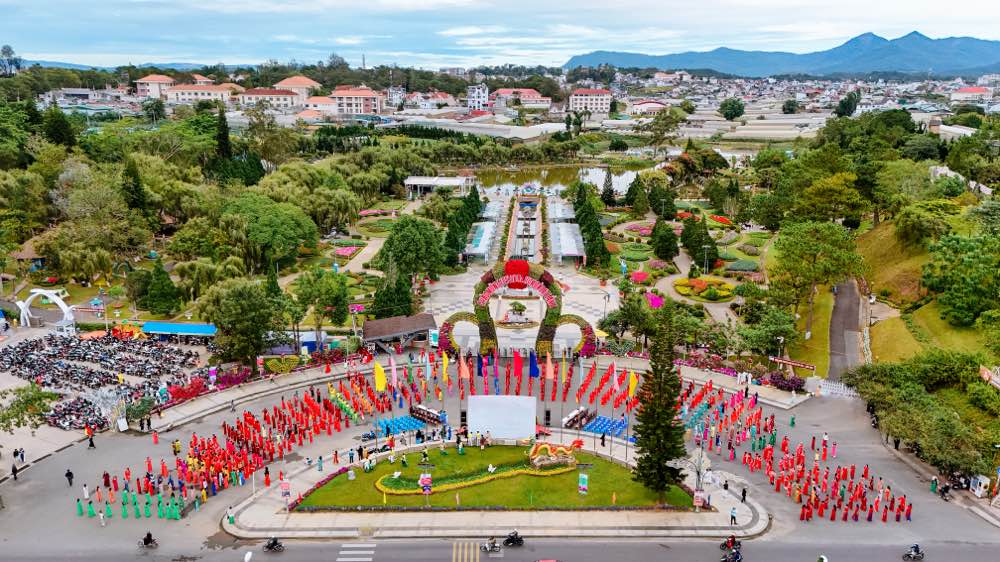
[581,416,629,438]
[378,415,425,435]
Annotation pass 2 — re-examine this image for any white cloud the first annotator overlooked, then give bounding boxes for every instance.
[335,36,365,45]
[179,0,478,14]
[438,25,509,36]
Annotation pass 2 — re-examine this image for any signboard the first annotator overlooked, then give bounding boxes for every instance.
[419,473,433,495]
[279,481,291,498]
[477,275,556,307]
[429,329,440,348]
[767,356,816,371]
[578,473,589,495]
[693,490,705,507]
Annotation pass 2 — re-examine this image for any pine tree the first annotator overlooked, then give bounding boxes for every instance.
[631,185,650,218]
[143,259,181,315]
[372,276,412,319]
[215,108,232,160]
[122,158,147,211]
[649,184,676,218]
[632,301,687,502]
[600,171,617,206]
[624,176,643,206]
[651,219,679,260]
[42,106,75,147]
[264,265,282,299]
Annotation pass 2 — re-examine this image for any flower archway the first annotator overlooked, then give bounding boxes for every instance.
[555,314,597,358]
[474,260,562,356]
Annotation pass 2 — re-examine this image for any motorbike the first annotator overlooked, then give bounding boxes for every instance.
[503,533,524,547]
[939,485,952,502]
[720,552,743,562]
[480,542,502,553]
[263,538,285,552]
[719,539,742,550]
[902,549,925,561]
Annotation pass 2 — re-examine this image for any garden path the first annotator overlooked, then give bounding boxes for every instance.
[653,248,737,325]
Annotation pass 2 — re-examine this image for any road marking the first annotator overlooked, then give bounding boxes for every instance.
[337,542,376,562]
[343,544,377,548]
[336,558,372,562]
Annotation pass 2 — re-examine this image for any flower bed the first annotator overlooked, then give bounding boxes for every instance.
[709,214,734,227]
[289,467,350,510]
[725,259,759,272]
[359,209,394,217]
[630,270,650,284]
[624,223,653,237]
[673,277,735,302]
[645,292,664,309]
[621,251,650,262]
[557,314,597,357]
[716,230,740,245]
[765,370,805,392]
[375,462,575,495]
[334,246,361,258]
[646,259,669,271]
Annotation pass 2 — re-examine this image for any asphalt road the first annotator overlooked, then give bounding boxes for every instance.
[827,281,861,381]
[6,538,996,562]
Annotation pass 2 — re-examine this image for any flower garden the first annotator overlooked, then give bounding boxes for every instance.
[293,445,691,510]
[673,277,735,302]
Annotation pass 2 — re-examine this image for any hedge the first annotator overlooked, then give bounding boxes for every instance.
[726,260,759,272]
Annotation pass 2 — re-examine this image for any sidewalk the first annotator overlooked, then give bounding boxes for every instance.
[223,429,770,540]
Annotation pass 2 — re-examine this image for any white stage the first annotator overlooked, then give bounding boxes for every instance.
[467,395,536,439]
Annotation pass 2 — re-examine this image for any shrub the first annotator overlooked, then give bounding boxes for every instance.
[605,241,621,253]
[767,371,806,392]
[726,260,759,272]
[967,382,1000,416]
[621,251,650,262]
[718,251,738,261]
[738,244,760,256]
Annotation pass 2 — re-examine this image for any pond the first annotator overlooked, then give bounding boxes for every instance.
[477,166,646,196]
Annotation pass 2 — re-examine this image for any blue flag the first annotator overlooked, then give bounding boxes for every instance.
[529,351,539,378]
[477,354,484,377]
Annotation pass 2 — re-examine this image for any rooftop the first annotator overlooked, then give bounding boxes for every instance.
[136,74,174,83]
[274,75,321,88]
[362,313,437,341]
[241,88,299,96]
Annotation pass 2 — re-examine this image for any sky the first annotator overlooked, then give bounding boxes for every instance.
[3,0,1000,69]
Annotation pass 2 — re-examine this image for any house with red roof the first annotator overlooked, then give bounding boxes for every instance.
[135,74,175,99]
[568,88,612,114]
[273,75,322,105]
[404,90,458,110]
[191,74,214,85]
[328,85,383,114]
[629,99,670,115]
[165,84,238,104]
[950,86,992,103]
[490,88,551,110]
[238,88,299,109]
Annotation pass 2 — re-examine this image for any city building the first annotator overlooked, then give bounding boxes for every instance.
[191,74,214,85]
[439,67,466,77]
[135,74,176,99]
[386,86,406,109]
[404,90,458,110]
[950,86,992,102]
[304,96,339,114]
[238,88,299,108]
[568,88,612,114]
[272,75,322,104]
[328,85,383,114]
[629,99,670,115]
[467,83,489,110]
[492,88,552,110]
[165,84,236,104]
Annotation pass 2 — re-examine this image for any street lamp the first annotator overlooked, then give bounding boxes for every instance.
[601,290,610,321]
[702,244,711,274]
[666,444,711,512]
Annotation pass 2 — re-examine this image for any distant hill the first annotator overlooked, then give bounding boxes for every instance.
[564,32,1000,77]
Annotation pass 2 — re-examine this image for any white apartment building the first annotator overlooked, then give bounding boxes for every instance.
[135,74,175,99]
[491,88,551,110]
[304,96,339,114]
[568,88,612,114]
[165,84,236,104]
[191,74,214,85]
[467,83,489,110]
[387,86,406,109]
[238,88,298,108]
[273,75,322,105]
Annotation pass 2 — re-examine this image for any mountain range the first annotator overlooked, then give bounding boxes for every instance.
[22,60,216,71]
[564,32,1000,77]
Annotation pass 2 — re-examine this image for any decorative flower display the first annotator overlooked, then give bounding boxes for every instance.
[334,246,359,257]
[630,271,650,284]
[625,223,654,236]
[646,259,669,270]
[709,214,734,226]
[557,314,597,358]
[644,292,664,309]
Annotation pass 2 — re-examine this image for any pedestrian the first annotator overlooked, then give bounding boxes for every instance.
[601,433,606,447]
[741,488,747,503]
[10,463,17,481]
[99,510,105,527]
[730,506,737,525]
[83,483,90,499]
[66,468,74,486]
[227,506,234,524]
[88,435,96,449]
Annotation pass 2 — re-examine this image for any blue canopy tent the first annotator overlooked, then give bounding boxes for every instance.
[141,321,217,341]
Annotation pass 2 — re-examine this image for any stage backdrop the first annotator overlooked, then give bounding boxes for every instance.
[467,395,536,439]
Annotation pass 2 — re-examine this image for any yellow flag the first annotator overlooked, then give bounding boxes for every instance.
[373,361,387,392]
[383,491,387,505]
[560,360,567,385]
[442,353,449,383]
[628,370,639,398]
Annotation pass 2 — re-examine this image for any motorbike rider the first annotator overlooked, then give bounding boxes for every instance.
[142,532,155,546]
[266,537,282,550]
[727,548,743,562]
[909,544,922,556]
[508,529,520,541]
[725,534,738,549]
[487,537,497,550]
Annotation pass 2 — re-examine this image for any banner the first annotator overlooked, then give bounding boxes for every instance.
[578,473,589,495]
[767,356,816,371]
[373,362,387,392]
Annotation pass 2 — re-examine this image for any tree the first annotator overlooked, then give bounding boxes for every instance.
[221,192,317,273]
[900,135,940,161]
[630,183,650,218]
[650,219,679,260]
[143,258,181,314]
[608,138,628,151]
[372,276,413,319]
[681,217,718,272]
[771,221,863,335]
[125,268,152,310]
[641,108,682,156]
[834,90,861,117]
[632,301,687,502]
[173,256,244,301]
[782,99,799,114]
[679,99,696,114]
[42,106,75,147]
[294,267,349,344]
[323,189,362,231]
[243,103,299,169]
[968,200,1000,236]
[215,108,232,160]
[922,235,1000,326]
[794,172,869,223]
[600,171,617,206]
[0,383,59,433]
[375,215,443,278]
[623,176,643,206]
[142,99,166,123]
[197,278,284,365]
[895,199,960,247]
[738,306,798,356]
[719,98,745,121]
[121,157,148,212]
[0,45,23,77]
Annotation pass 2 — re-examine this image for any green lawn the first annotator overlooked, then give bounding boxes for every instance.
[297,445,691,509]
[788,288,833,378]
[910,301,994,359]
[869,316,923,363]
[371,199,408,211]
[856,221,929,306]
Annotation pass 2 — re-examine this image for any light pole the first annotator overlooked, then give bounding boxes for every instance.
[601,290,610,321]
[702,244,711,274]
[666,444,710,512]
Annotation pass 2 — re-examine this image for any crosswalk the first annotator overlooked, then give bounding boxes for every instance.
[336,542,377,562]
[452,541,481,562]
